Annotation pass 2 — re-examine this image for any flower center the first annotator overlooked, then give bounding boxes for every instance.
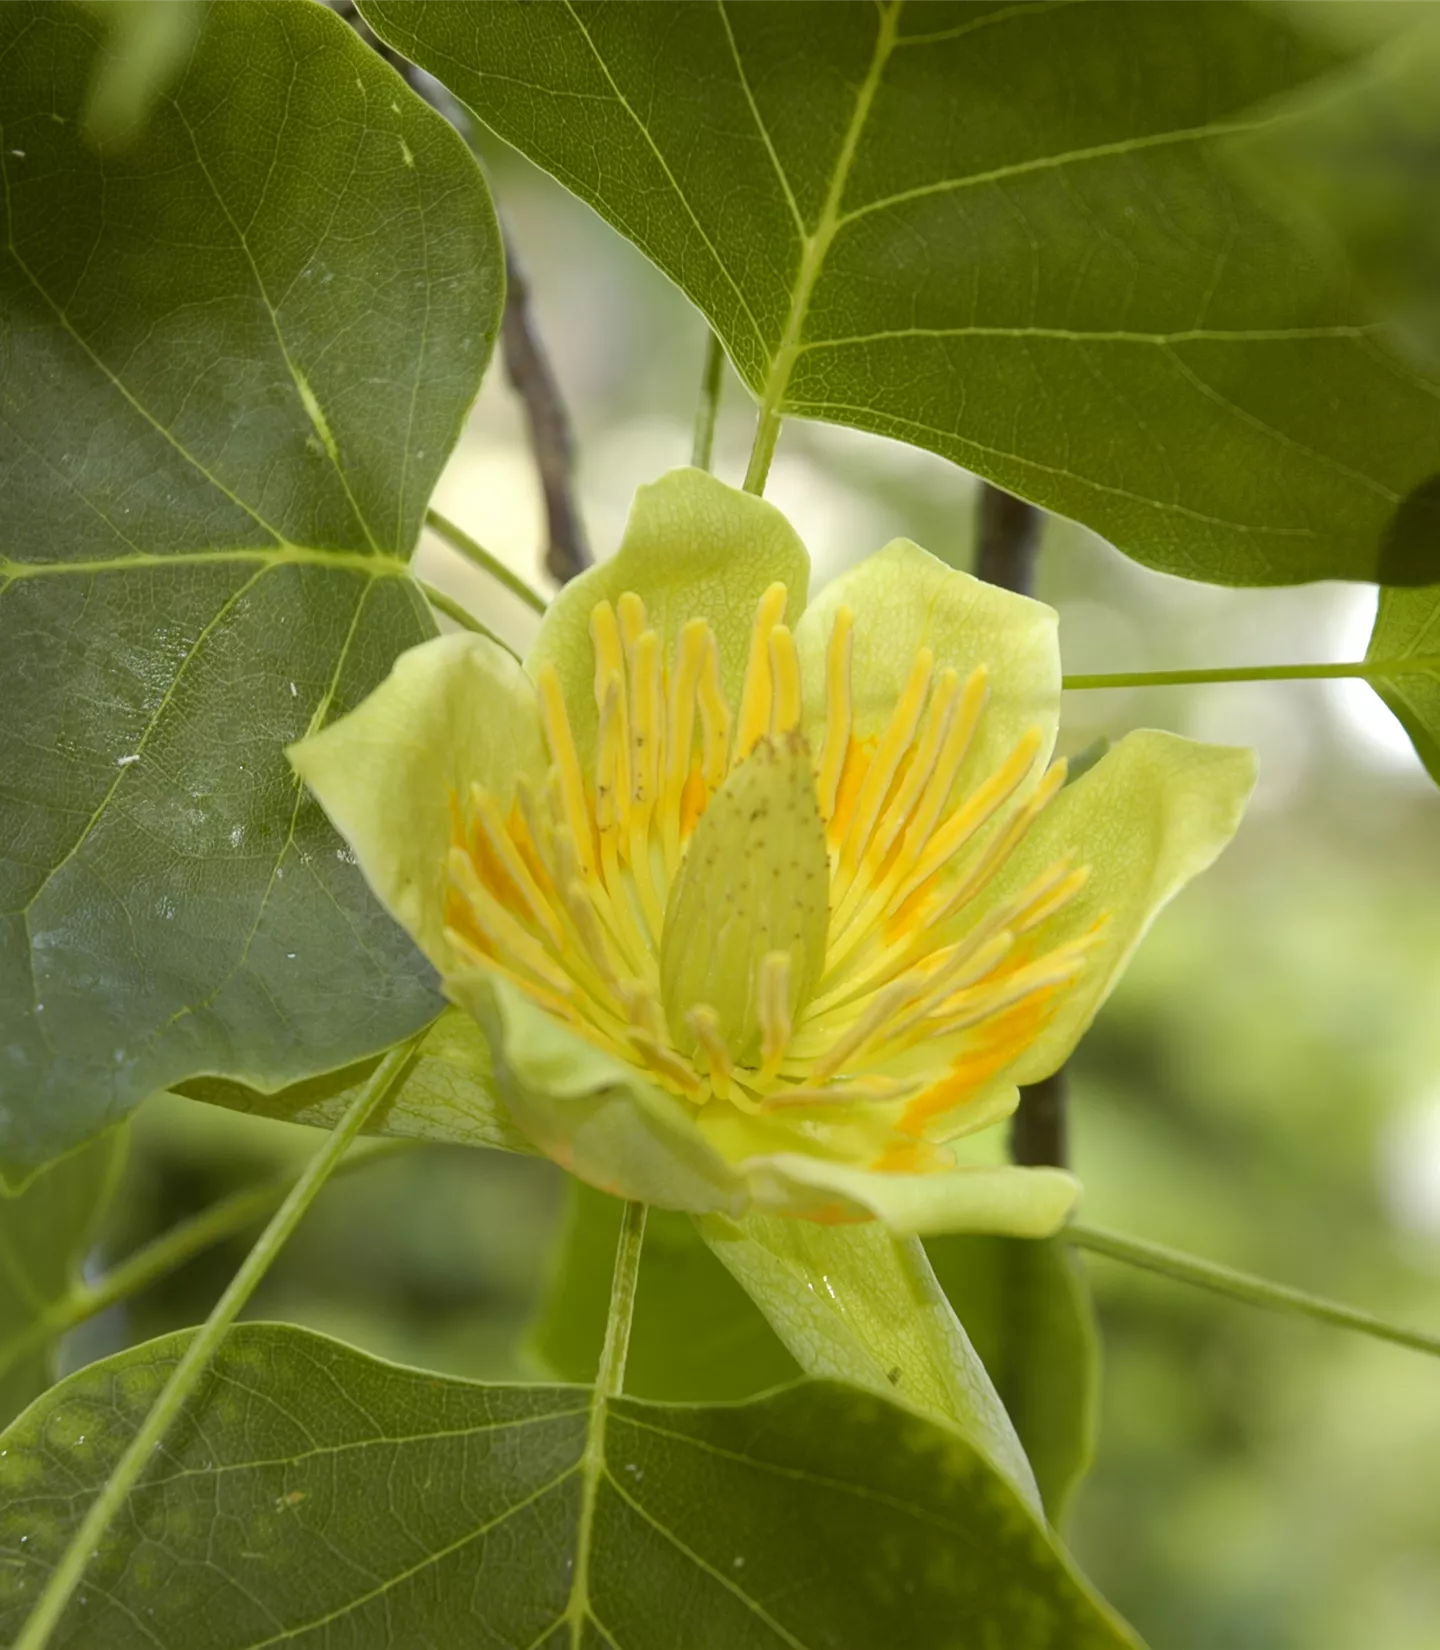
[443,584,1104,1142]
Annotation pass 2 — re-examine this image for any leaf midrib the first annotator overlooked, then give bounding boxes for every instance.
[0,546,412,582]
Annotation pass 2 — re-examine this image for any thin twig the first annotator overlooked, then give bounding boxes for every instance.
[692,331,725,472]
[499,225,591,585]
[972,480,1067,1170]
[331,0,591,587]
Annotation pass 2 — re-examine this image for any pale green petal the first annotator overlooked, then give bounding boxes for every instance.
[998,729,1257,1086]
[699,1213,1040,1510]
[526,467,810,765]
[795,539,1061,788]
[461,970,747,1216]
[743,1154,1080,1237]
[288,633,546,972]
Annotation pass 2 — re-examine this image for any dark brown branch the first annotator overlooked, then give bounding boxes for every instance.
[974,480,1044,592]
[498,231,591,585]
[329,0,591,587]
[972,481,1069,1171]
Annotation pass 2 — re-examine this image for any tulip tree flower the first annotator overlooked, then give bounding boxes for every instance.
[290,470,1255,1236]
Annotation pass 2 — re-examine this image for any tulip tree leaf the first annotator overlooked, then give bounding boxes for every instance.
[531,1181,799,1400]
[362,0,1440,588]
[0,1323,1142,1648]
[0,1128,126,1428]
[925,1233,1100,1527]
[171,1008,535,1157]
[0,1,504,1172]
[1366,585,1440,783]
[1228,20,1440,370]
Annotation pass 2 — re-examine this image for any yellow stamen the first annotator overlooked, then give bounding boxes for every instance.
[628,627,664,810]
[817,606,854,822]
[734,581,788,765]
[536,666,596,879]
[628,1028,704,1096]
[443,925,583,1029]
[468,785,564,951]
[757,950,793,1080]
[685,1003,734,1099]
[617,590,647,653]
[447,848,574,997]
[697,631,733,792]
[892,725,1044,908]
[920,757,1068,934]
[662,621,709,871]
[768,625,802,737]
[763,1074,921,1110]
[590,603,631,832]
[594,674,625,834]
[886,664,989,881]
[836,645,934,891]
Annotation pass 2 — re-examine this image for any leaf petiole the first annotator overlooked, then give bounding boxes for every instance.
[425,507,549,614]
[0,1141,418,1384]
[11,1039,423,1650]
[742,404,784,495]
[1068,1222,1440,1360]
[1062,655,1440,691]
[691,330,726,472]
[564,1199,648,1639]
[418,578,518,653]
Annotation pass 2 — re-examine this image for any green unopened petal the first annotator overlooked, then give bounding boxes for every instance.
[526,467,809,766]
[743,1154,1080,1237]
[998,729,1258,1086]
[463,970,748,1216]
[288,633,547,972]
[795,539,1061,790]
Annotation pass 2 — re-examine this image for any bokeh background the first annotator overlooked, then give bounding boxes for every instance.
[82,136,1440,1650]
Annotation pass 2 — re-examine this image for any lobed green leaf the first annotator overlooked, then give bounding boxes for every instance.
[0,0,504,1171]
[0,1322,1142,1648]
[364,0,1440,587]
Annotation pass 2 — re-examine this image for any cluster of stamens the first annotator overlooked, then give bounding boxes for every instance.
[443,583,1104,1157]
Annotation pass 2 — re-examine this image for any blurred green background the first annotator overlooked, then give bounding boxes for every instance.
[78,138,1440,1650]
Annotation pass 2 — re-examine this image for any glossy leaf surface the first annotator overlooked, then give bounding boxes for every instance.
[0,1323,1141,1648]
[0,1,503,1170]
[364,0,1440,586]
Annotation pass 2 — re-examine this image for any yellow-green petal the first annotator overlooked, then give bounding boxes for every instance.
[463,970,748,1216]
[287,633,547,973]
[743,1154,1081,1237]
[526,467,810,766]
[996,729,1258,1086]
[795,539,1061,789]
